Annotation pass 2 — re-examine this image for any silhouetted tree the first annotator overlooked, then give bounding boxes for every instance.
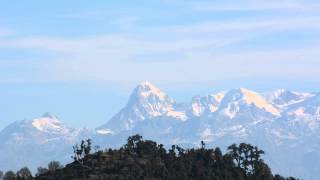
[201,140,205,149]
[36,167,48,176]
[16,167,32,179]
[228,143,241,167]
[72,139,92,164]
[84,139,91,155]
[124,134,143,153]
[0,170,3,180]
[34,135,298,180]
[227,143,272,180]
[3,171,16,180]
[254,160,273,180]
[48,161,62,172]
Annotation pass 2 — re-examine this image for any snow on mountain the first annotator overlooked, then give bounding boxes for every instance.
[263,89,314,108]
[97,81,187,134]
[0,113,91,172]
[1,83,319,179]
[281,93,320,132]
[128,81,187,120]
[0,113,79,143]
[190,92,225,116]
[218,88,280,118]
[31,113,74,135]
[94,84,320,180]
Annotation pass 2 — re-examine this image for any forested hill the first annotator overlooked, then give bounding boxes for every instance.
[34,135,297,180]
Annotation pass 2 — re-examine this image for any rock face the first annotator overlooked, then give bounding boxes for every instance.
[0,82,319,179]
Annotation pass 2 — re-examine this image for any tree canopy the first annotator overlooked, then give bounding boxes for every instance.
[34,135,298,180]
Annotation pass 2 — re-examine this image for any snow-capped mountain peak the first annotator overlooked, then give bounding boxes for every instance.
[1,83,320,179]
[220,88,280,117]
[263,89,314,108]
[212,92,225,102]
[41,112,58,119]
[97,82,186,133]
[128,81,177,118]
[132,81,168,101]
[0,113,83,148]
[31,115,64,133]
[239,88,280,115]
[19,113,77,136]
[191,92,225,116]
[0,114,89,172]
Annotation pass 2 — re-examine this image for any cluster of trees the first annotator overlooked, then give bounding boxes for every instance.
[33,134,298,180]
[0,161,62,180]
[0,135,297,179]
[72,139,92,164]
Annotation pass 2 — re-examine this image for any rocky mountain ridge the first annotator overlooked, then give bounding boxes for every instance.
[0,82,319,179]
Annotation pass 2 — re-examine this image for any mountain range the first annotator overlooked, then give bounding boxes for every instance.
[0,82,319,180]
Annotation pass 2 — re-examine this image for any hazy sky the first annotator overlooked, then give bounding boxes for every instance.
[0,0,320,129]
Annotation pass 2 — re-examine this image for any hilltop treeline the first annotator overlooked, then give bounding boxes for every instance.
[34,135,297,180]
[1,135,298,180]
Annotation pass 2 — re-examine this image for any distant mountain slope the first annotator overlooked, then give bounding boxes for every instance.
[263,89,314,108]
[97,81,187,135]
[0,82,319,179]
[94,82,320,180]
[0,113,92,171]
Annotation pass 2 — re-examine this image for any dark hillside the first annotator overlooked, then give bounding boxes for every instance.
[34,135,298,180]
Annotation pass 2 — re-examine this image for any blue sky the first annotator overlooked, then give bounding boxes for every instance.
[0,0,320,129]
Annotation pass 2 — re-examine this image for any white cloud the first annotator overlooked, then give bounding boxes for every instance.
[159,16,320,35]
[1,15,320,53]
[60,11,102,19]
[110,16,139,28]
[7,42,318,84]
[0,28,13,37]
[0,34,242,59]
[0,8,320,84]
[193,0,318,12]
